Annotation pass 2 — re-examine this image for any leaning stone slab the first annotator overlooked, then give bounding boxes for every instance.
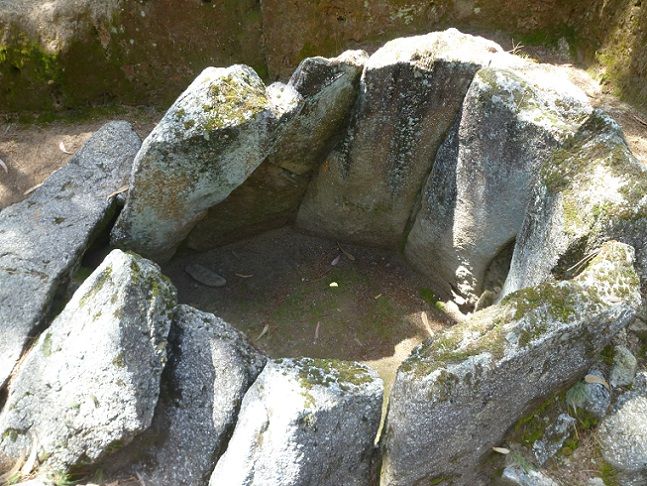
[405,65,591,305]
[0,121,140,389]
[210,357,383,486]
[599,372,647,485]
[111,64,303,261]
[381,241,641,485]
[0,250,176,473]
[115,305,266,486]
[186,50,367,250]
[296,29,504,247]
[501,109,647,302]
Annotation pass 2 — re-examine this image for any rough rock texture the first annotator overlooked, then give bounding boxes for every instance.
[532,413,576,465]
[501,465,559,486]
[381,241,641,485]
[111,65,303,261]
[0,121,140,389]
[565,370,611,419]
[186,50,367,250]
[501,109,647,303]
[297,29,504,247]
[0,250,176,473]
[609,345,637,388]
[210,357,383,486]
[404,65,591,304]
[115,305,266,486]
[599,372,647,485]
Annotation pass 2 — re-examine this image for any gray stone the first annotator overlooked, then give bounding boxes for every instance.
[599,372,647,484]
[565,370,611,419]
[210,357,383,486]
[532,413,576,465]
[381,241,641,485]
[117,305,266,486]
[586,479,605,486]
[185,263,227,288]
[404,65,591,305]
[501,109,647,303]
[502,464,559,486]
[0,250,176,473]
[111,64,303,261]
[0,121,140,389]
[297,29,505,248]
[186,50,367,250]
[609,345,637,388]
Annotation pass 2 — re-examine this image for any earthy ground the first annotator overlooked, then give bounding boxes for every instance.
[164,227,452,417]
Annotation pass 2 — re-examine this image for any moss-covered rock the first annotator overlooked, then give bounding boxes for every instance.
[0,121,140,390]
[0,250,177,473]
[501,109,647,313]
[297,29,504,248]
[111,65,303,261]
[381,241,641,485]
[186,50,367,250]
[209,357,382,485]
[404,62,592,306]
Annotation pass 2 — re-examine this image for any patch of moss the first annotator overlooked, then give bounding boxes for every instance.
[79,266,113,307]
[599,460,620,486]
[202,73,268,131]
[42,332,54,357]
[419,287,446,312]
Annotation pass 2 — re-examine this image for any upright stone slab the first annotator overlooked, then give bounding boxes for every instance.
[119,305,266,486]
[0,122,140,389]
[296,29,503,247]
[210,358,383,486]
[404,65,591,305]
[501,109,647,301]
[186,50,367,250]
[111,65,303,261]
[0,250,176,473]
[381,241,641,485]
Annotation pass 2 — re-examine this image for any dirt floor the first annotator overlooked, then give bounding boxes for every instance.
[164,226,452,405]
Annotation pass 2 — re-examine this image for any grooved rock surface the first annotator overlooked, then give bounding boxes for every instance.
[210,357,383,486]
[501,109,647,301]
[111,65,303,261]
[0,121,140,389]
[381,241,641,485]
[117,305,266,486]
[599,372,647,485]
[296,29,504,247]
[187,50,367,250]
[0,250,176,472]
[405,65,592,304]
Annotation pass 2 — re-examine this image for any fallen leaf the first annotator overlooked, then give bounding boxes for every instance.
[492,446,510,455]
[106,184,129,201]
[374,293,382,300]
[338,242,356,261]
[235,273,254,278]
[329,282,339,288]
[421,311,433,335]
[59,141,72,154]
[314,322,320,340]
[585,374,610,390]
[331,254,341,266]
[256,324,269,341]
[23,182,43,196]
[0,158,7,174]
